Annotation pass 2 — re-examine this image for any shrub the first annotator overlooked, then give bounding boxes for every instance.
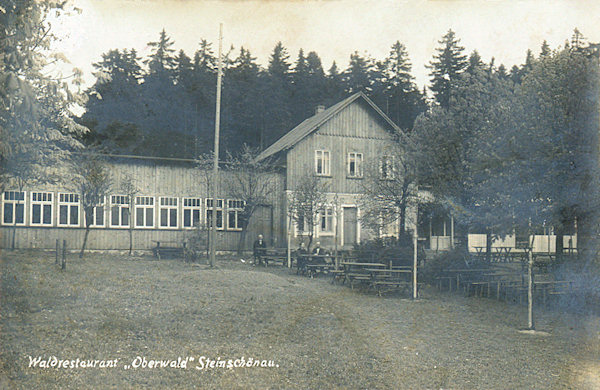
[421,248,470,283]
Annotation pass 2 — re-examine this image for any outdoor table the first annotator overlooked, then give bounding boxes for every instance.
[492,247,512,263]
[445,268,490,291]
[341,262,387,287]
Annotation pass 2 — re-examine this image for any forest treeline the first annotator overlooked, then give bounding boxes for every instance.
[79,29,440,157]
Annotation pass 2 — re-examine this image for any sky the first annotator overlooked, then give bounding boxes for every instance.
[50,0,600,92]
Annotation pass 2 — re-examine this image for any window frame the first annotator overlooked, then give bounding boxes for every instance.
[110,195,130,228]
[205,198,224,230]
[347,152,363,178]
[30,191,53,226]
[57,192,80,227]
[159,197,179,229]
[226,199,245,231]
[315,149,331,176]
[134,196,155,229]
[2,191,26,226]
[86,196,106,228]
[183,197,203,229]
[319,207,335,236]
[380,155,395,180]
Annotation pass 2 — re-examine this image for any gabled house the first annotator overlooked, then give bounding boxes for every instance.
[258,92,412,249]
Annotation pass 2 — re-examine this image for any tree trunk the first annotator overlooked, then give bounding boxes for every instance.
[237,228,248,255]
[11,225,16,250]
[555,224,564,264]
[399,203,406,236]
[485,229,492,263]
[80,227,90,258]
[129,228,133,256]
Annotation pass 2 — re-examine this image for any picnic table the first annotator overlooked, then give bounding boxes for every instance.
[339,262,387,288]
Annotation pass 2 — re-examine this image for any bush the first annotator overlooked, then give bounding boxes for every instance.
[421,248,470,284]
[352,233,416,266]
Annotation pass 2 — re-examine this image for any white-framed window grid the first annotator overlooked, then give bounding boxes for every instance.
[183,197,202,229]
[135,196,155,228]
[205,198,224,230]
[31,191,53,226]
[2,191,26,226]
[58,193,80,227]
[86,196,106,228]
[227,199,245,231]
[347,152,363,178]
[110,195,130,228]
[315,150,331,176]
[159,197,178,228]
[319,207,334,235]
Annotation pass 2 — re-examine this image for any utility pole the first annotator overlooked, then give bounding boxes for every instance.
[210,23,223,268]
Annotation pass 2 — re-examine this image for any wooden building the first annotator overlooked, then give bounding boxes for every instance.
[1,155,285,251]
[1,92,413,253]
[257,92,411,250]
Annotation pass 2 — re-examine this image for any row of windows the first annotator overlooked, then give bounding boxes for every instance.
[314,150,395,179]
[1,191,246,231]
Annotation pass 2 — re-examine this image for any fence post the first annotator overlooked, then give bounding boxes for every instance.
[56,239,59,265]
[62,240,67,270]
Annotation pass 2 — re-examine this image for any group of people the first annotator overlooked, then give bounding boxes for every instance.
[252,234,332,274]
[295,241,331,275]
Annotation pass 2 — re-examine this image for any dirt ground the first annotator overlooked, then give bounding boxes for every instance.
[1,251,599,389]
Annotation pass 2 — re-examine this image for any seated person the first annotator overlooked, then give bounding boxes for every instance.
[295,242,308,275]
[253,234,267,266]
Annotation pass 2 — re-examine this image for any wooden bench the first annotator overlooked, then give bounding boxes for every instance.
[261,248,289,266]
[152,241,186,260]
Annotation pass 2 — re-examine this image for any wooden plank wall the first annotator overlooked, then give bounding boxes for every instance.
[0,158,286,251]
[286,100,396,194]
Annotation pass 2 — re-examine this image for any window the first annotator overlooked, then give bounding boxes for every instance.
[2,191,25,226]
[159,197,178,228]
[58,193,80,227]
[31,192,53,226]
[183,198,202,228]
[135,196,155,228]
[348,152,363,178]
[110,195,130,227]
[315,150,330,176]
[319,207,334,234]
[86,196,106,227]
[227,199,245,231]
[380,155,395,180]
[206,198,224,230]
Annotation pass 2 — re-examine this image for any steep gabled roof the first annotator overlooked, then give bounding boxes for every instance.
[256,92,401,161]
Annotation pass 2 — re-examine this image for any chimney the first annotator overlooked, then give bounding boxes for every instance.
[315,105,325,114]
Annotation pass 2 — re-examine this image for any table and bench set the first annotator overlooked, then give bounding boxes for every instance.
[435,262,579,306]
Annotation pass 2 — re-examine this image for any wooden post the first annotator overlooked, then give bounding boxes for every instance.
[450,215,455,249]
[527,236,535,330]
[55,239,59,265]
[287,214,292,268]
[62,240,67,270]
[413,229,418,299]
[209,23,223,268]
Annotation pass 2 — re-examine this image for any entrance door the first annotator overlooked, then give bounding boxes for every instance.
[343,207,357,246]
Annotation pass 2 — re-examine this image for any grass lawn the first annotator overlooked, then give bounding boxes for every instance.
[1,251,599,389]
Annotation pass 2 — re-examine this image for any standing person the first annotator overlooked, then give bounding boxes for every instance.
[253,234,267,266]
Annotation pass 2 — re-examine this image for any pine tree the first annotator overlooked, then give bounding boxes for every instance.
[428,29,468,108]
[344,51,373,94]
[145,29,176,77]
